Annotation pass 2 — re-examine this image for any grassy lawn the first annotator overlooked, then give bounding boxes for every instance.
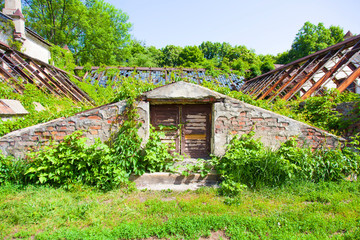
[1,181,359,239]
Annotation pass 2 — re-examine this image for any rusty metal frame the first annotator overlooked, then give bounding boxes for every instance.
[242,35,360,101]
[0,41,93,104]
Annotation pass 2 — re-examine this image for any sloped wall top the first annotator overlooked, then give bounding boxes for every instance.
[142,81,227,100]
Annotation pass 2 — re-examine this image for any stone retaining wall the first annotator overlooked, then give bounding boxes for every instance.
[0,101,149,158]
[213,98,343,156]
[0,82,345,158]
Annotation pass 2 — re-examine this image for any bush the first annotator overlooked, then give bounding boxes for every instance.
[0,153,29,185]
[26,131,127,190]
[216,132,360,191]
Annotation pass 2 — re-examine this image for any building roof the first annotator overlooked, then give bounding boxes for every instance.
[241,34,360,102]
[0,12,51,46]
[12,9,24,19]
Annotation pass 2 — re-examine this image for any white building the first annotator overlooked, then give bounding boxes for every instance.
[0,0,51,63]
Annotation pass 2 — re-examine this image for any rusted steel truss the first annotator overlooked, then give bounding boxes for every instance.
[0,42,93,104]
[74,66,244,90]
[242,35,360,101]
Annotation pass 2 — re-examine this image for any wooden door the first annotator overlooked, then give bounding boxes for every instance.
[181,104,211,158]
[150,104,211,158]
[150,105,180,152]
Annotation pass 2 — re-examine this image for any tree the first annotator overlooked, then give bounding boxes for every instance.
[124,41,162,67]
[161,45,182,67]
[178,46,204,67]
[259,54,275,73]
[199,41,221,60]
[23,0,131,65]
[74,0,131,65]
[23,0,88,47]
[277,22,344,64]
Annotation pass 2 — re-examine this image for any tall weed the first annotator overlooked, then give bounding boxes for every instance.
[216,132,360,192]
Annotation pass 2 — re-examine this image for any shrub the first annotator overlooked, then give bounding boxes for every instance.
[26,131,127,190]
[0,153,30,185]
[142,126,179,173]
[216,132,360,191]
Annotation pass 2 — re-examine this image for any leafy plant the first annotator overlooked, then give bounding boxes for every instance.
[181,158,213,178]
[216,132,360,192]
[26,131,128,190]
[0,153,25,185]
[142,126,179,173]
[0,82,91,137]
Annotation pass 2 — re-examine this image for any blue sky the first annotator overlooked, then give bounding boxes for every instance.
[105,0,360,56]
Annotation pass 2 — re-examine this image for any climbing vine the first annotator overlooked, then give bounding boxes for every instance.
[0,19,23,51]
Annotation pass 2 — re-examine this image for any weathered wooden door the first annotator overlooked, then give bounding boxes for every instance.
[150,104,211,158]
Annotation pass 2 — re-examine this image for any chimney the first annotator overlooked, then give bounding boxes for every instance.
[2,0,26,43]
[2,0,22,15]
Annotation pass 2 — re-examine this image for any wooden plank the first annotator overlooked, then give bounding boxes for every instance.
[337,66,360,93]
[267,58,318,102]
[0,65,24,94]
[182,104,211,158]
[282,52,334,101]
[150,104,181,153]
[301,42,360,99]
[258,66,298,100]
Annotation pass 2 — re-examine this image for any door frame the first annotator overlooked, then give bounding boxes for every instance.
[150,103,213,158]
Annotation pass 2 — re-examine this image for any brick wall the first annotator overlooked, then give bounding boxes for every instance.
[213,99,344,156]
[0,101,150,158]
[0,95,344,159]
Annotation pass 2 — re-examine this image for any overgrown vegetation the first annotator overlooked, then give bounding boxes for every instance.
[0,181,359,239]
[0,77,180,190]
[0,82,92,137]
[0,74,359,239]
[200,80,360,136]
[215,132,360,195]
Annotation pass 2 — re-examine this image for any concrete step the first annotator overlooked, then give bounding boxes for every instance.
[129,172,220,191]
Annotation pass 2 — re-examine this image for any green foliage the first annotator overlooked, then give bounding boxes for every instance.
[218,179,247,198]
[293,90,360,134]
[161,45,182,67]
[50,45,76,72]
[0,82,91,137]
[0,18,23,51]
[201,80,359,136]
[178,46,205,67]
[142,126,180,173]
[23,0,132,65]
[111,76,156,102]
[1,181,360,239]
[199,41,222,60]
[110,105,177,176]
[26,131,128,190]
[181,158,212,178]
[110,102,144,176]
[23,121,178,189]
[277,22,344,64]
[123,41,163,67]
[0,153,29,185]
[216,132,360,191]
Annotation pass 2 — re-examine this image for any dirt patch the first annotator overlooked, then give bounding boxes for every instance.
[161,197,176,202]
[199,230,229,240]
[143,230,229,240]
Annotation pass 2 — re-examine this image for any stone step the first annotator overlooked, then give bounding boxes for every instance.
[129,172,220,191]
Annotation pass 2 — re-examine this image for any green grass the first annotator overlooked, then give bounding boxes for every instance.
[1,181,359,239]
